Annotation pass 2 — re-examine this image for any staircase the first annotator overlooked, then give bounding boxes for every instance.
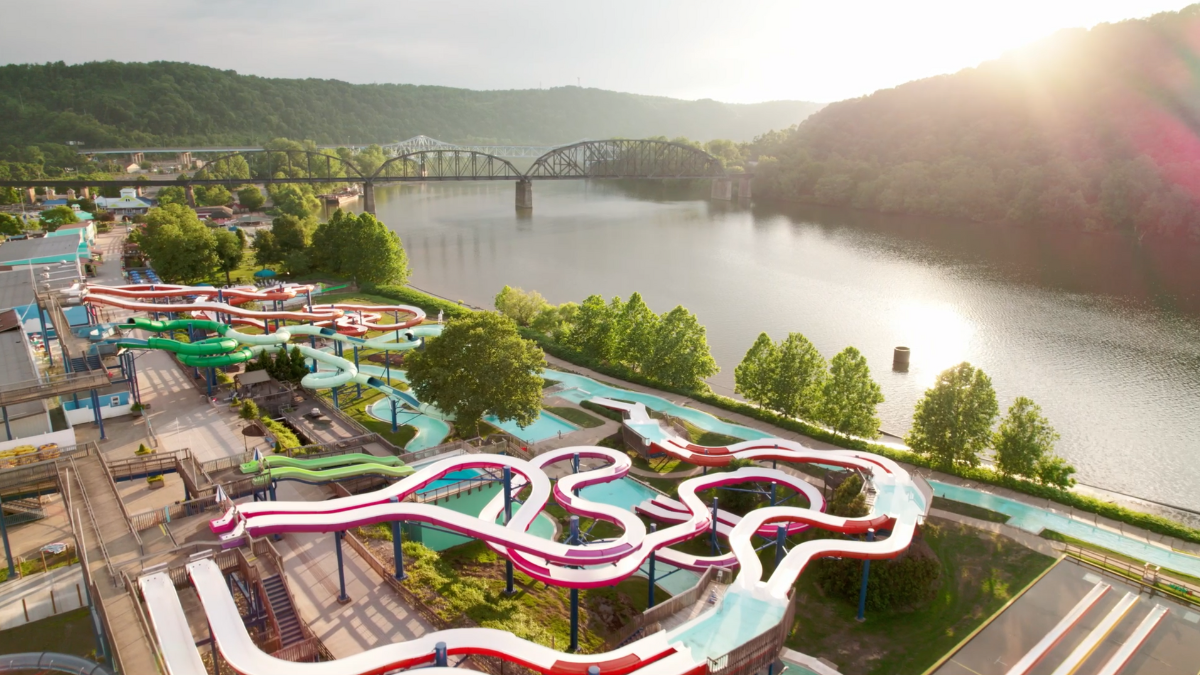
[1,498,46,525]
[261,574,304,647]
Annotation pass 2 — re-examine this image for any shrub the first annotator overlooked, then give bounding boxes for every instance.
[816,535,941,611]
[239,400,259,421]
[259,415,301,452]
[135,444,154,455]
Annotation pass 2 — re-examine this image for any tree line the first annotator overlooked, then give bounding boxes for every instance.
[495,286,718,390]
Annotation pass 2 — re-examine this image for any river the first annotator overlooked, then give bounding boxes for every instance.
[350,180,1200,510]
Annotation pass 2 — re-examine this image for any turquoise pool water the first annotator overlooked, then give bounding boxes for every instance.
[543,370,773,441]
[579,477,659,510]
[931,480,1200,577]
[407,482,556,551]
[484,411,578,443]
[666,589,785,660]
[365,399,451,451]
[780,662,821,675]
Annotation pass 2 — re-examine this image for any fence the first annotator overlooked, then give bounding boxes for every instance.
[1063,544,1200,606]
[127,495,223,533]
[707,590,797,675]
[605,566,720,649]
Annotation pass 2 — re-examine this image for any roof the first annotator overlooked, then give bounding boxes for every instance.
[42,199,69,207]
[236,370,273,385]
[0,309,19,333]
[0,236,81,264]
[0,326,44,418]
[0,269,34,311]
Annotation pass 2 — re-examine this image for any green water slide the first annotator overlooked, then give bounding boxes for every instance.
[240,452,403,474]
[252,462,415,486]
[124,317,229,335]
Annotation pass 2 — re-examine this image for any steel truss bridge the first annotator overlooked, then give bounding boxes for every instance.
[22,139,751,212]
[77,135,574,160]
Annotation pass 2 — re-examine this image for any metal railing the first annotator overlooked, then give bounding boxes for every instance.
[99,453,142,552]
[64,459,116,585]
[707,590,796,675]
[1064,544,1200,606]
[0,370,112,407]
[127,496,222,533]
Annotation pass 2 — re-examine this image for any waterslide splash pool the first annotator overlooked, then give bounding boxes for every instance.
[485,411,578,443]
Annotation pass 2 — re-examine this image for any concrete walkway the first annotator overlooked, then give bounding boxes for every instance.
[927,509,1060,557]
[270,481,434,657]
[0,565,86,630]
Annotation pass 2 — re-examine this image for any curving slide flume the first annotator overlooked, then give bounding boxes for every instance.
[240,452,404,474]
[251,462,416,487]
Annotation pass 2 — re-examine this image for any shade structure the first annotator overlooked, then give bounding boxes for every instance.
[253,269,277,278]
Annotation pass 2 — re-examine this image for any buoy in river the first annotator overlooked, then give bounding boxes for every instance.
[893,346,910,371]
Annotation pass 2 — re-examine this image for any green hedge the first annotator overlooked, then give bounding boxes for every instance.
[260,416,301,453]
[368,284,474,321]
[390,286,1200,545]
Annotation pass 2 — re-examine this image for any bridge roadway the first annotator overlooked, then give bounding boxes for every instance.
[78,135,564,159]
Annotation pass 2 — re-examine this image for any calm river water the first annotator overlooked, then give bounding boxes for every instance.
[356,180,1200,510]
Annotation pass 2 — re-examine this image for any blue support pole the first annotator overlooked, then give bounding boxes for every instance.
[0,494,15,578]
[1,407,10,441]
[308,335,316,373]
[335,531,350,604]
[353,346,361,398]
[569,515,581,653]
[390,496,407,580]
[434,642,448,668]
[572,452,579,474]
[503,466,515,595]
[90,389,106,440]
[332,386,339,409]
[206,368,213,396]
[390,398,398,433]
[384,350,390,385]
[774,524,787,570]
[856,528,876,622]
[647,523,657,608]
[710,497,720,555]
[269,482,276,502]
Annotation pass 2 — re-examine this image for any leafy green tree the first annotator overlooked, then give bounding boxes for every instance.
[406,312,545,436]
[38,205,78,231]
[734,333,777,408]
[1035,455,1077,489]
[827,473,870,517]
[618,292,658,370]
[906,362,999,469]
[156,186,187,206]
[531,302,577,342]
[564,294,620,360]
[642,306,719,390]
[494,286,549,326]
[252,230,279,267]
[0,213,21,236]
[816,346,884,438]
[138,204,218,283]
[236,185,265,211]
[271,184,320,219]
[270,214,313,261]
[769,333,826,418]
[213,228,244,285]
[195,184,233,207]
[309,210,409,286]
[993,397,1066,481]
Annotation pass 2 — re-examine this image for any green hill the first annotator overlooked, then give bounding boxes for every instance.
[748,4,1200,240]
[0,61,822,148]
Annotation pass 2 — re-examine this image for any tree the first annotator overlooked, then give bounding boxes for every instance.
[406,312,545,436]
[906,362,999,469]
[494,286,548,326]
[768,333,826,418]
[816,347,884,438]
[617,292,658,371]
[0,213,21,236]
[271,185,320,219]
[1035,455,1077,489]
[38,205,78,231]
[237,185,265,211]
[213,228,244,285]
[270,214,313,261]
[642,306,719,390]
[138,204,218,283]
[156,186,187,206]
[734,333,777,408]
[993,397,1070,484]
[195,184,233,207]
[827,473,869,517]
[565,294,619,360]
[309,209,410,286]
[252,230,279,268]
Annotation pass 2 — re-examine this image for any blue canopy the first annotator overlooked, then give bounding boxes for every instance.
[253,269,277,278]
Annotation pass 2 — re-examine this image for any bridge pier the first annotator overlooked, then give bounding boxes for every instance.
[738,176,752,201]
[185,185,196,208]
[710,178,733,200]
[362,182,376,215]
[25,188,35,204]
[130,152,144,167]
[515,180,533,210]
[177,152,193,169]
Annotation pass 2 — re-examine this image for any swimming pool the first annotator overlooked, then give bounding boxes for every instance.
[365,399,451,451]
[543,370,772,441]
[407,481,556,551]
[931,480,1200,577]
[484,411,578,443]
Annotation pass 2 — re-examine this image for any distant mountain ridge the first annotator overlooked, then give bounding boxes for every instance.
[0,61,823,148]
[748,4,1200,240]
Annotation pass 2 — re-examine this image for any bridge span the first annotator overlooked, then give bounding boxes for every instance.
[21,139,751,212]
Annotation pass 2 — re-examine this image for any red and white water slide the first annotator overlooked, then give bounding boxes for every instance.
[80,282,428,335]
[138,403,929,675]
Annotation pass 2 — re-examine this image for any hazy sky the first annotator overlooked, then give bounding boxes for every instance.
[3,0,1192,103]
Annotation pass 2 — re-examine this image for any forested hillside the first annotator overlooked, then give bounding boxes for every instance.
[748,4,1200,240]
[0,61,821,148]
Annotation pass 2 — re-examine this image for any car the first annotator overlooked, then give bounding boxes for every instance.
[40,542,69,555]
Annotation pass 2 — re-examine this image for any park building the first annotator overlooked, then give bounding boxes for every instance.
[94,188,152,218]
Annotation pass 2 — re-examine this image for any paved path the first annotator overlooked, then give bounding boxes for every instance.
[271,481,434,657]
[0,565,86,630]
[927,509,1060,557]
[628,465,703,480]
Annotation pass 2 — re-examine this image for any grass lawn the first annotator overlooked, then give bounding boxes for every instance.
[1039,530,1200,584]
[545,406,604,429]
[627,450,685,475]
[359,535,666,651]
[0,607,98,659]
[788,518,1055,675]
[320,388,418,449]
[931,496,1011,524]
[580,400,625,422]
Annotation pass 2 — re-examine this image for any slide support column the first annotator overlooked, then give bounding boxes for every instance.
[390,496,407,580]
[434,642,447,668]
[774,524,787,570]
[335,531,351,604]
[504,466,514,596]
[0,494,15,578]
[353,346,361,398]
[856,528,875,622]
[569,515,580,653]
[1,407,10,441]
[390,398,398,433]
[710,496,720,555]
[91,389,106,440]
[647,523,657,608]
